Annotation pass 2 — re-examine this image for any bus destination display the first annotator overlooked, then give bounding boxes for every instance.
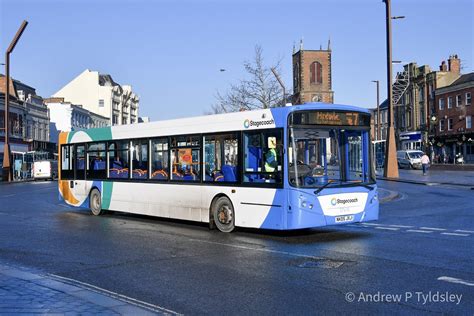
[291,111,370,126]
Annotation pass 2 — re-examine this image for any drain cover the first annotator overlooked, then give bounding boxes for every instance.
[290,257,346,269]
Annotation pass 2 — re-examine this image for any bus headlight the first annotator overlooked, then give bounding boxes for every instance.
[370,194,378,204]
[300,201,313,209]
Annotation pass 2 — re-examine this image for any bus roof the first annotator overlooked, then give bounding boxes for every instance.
[61,102,370,144]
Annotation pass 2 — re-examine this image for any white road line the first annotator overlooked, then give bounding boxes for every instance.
[1,194,16,198]
[455,229,474,233]
[406,229,433,234]
[49,274,181,315]
[419,227,447,231]
[438,276,474,287]
[359,223,381,226]
[190,238,326,260]
[388,225,414,228]
[441,232,470,237]
[374,227,399,231]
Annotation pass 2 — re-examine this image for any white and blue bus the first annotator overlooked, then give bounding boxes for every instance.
[58,102,378,232]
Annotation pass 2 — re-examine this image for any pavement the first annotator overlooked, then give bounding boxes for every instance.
[0,263,169,315]
[376,168,474,187]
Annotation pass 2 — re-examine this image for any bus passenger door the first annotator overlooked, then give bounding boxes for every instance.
[72,144,88,203]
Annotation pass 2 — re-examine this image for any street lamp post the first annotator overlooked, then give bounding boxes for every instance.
[382,0,399,178]
[2,20,28,182]
[372,80,380,140]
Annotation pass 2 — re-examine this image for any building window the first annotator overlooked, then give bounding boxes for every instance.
[456,95,462,107]
[99,99,105,107]
[419,87,424,102]
[448,118,453,131]
[439,119,445,131]
[447,96,453,108]
[466,92,472,105]
[310,61,323,84]
[439,98,445,110]
[467,116,472,129]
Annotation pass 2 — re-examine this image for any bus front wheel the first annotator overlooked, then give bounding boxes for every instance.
[212,197,235,233]
[90,188,105,216]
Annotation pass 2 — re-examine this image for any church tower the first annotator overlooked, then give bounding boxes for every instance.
[292,39,334,104]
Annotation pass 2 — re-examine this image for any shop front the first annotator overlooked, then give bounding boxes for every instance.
[399,131,422,150]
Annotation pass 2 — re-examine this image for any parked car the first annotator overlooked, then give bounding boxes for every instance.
[33,160,58,181]
[396,150,423,169]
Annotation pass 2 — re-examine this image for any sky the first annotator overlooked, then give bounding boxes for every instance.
[1,0,473,121]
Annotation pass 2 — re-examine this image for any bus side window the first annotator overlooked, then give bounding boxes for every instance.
[204,133,238,182]
[170,136,200,182]
[151,138,169,180]
[108,141,129,179]
[75,144,85,180]
[131,140,149,180]
[86,142,106,179]
[243,129,283,184]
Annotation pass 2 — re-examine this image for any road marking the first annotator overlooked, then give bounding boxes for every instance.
[419,227,446,231]
[388,225,413,228]
[406,229,433,234]
[359,223,381,226]
[374,227,399,231]
[49,274,181,314]
[455,229,474,233]
[190,238,329,260]
[441,232,470,237]
[1,194,16,198]
[438,276,474,287]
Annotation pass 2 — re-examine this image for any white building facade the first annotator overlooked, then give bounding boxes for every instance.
[52,69,139,125]
[46,99,109,143]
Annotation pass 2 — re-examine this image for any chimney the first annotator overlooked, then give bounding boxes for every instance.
[439,60,448,72]
[448,54,460,74]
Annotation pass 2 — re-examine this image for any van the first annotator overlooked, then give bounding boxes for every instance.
[33,160,58,180]
[396,150,423,169]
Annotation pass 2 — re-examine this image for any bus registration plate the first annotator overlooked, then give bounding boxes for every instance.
[335,215,354,223]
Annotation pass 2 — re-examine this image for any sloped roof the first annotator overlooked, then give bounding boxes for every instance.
[450,72,474,86]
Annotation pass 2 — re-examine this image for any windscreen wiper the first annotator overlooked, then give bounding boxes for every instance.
[314,180,338,195]
[340,182,375,191]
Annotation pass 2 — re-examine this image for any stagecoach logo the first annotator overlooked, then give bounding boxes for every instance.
[243,118,275,129]
[331,197,359,206]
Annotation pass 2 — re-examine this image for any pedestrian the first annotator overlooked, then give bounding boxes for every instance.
[421,152,430,176]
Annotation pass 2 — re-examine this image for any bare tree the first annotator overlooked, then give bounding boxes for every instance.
[210,45,284,114]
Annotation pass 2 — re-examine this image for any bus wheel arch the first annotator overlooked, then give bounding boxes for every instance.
[209,194,235,233]
[89,187,105,216]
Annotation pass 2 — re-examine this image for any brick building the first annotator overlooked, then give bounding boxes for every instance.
[292,40,334,104]
[392,55,460,150]
[433,72,474,163]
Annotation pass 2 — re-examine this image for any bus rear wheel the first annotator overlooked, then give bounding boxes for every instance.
[212,197,235,233]
[90,188,105,216]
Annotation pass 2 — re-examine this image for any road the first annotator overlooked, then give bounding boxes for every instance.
[0,180,472,314]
